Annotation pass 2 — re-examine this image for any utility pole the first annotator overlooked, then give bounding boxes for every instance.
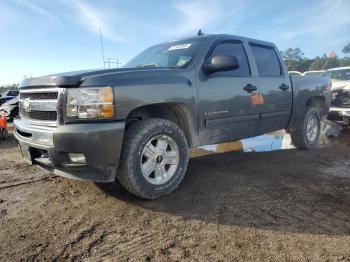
[104,58,121,69]
[116,59,121,68]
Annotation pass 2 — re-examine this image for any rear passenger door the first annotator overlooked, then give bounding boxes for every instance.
[248,43,292,134]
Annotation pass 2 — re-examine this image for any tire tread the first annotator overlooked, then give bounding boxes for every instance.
[290,107,320,149]
[117,118,188,199]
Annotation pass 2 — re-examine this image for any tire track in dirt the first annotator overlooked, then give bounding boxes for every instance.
[0,157,51,190]
[110,231,170,261]
[0,177,50,189]
[52,224,101,260]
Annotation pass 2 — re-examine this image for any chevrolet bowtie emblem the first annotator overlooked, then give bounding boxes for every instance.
[22,98,31,112]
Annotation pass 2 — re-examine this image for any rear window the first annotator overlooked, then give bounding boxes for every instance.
[250,44,282,77]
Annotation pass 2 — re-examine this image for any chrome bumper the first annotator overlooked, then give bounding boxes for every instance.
[13,117,125,182]
[14,118,55,148]
[329,107,350,117]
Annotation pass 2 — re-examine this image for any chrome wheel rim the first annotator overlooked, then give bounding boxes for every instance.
[306,115,318,143]
[140,135,179,185]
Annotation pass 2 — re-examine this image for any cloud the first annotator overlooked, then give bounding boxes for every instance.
[172,0,249,36]
[173,1,221,35]
[70,1,126,43]
[245,0,350,57]
[277,0,350,40]
[10,0,61,26]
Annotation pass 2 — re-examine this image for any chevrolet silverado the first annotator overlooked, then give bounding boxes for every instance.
[14,34,331,199]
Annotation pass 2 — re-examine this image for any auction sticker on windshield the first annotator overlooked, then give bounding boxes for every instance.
[168,44,191,51]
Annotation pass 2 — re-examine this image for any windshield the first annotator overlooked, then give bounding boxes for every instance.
[124,37,206,69]
[323,69,350,80]
[7,91,19,96]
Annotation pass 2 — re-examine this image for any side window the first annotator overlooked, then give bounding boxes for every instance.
[250,44,282,77]
[209,42,250,77]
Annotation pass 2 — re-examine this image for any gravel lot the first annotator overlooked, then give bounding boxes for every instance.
[0,128,350,261]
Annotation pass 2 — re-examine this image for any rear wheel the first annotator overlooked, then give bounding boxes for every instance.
[117,118,189,199]
[291,107,321,149]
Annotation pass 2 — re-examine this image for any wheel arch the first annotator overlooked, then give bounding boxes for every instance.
[125,103,197,147]
[305,96,327,117]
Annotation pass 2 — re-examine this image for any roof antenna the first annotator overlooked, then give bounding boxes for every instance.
[197,29,204,36]
[99,25,106,68]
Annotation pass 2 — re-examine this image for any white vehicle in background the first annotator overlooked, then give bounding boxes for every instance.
[288,71,302,76]
[302,70,325,77]
[0,97,19,120]
[0,90,19,98]
[324,66,350,126]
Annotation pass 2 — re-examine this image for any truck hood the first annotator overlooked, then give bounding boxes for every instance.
[19,67,174,89]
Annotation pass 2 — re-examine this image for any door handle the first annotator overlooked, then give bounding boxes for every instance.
[279,84,290,91]
[243,84,257,93]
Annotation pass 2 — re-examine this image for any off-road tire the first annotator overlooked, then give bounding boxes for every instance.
[290,107,321,149]
[117,118,189,199]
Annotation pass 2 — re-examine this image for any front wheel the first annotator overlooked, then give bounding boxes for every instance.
[291,107,321,149]
[117,118,189,199]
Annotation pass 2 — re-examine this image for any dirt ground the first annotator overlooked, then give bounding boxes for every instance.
[0,128,350,262]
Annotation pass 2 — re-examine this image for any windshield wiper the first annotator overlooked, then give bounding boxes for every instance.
[136,63,160,68]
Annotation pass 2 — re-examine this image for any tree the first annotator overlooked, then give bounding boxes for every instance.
[309,54,340,70]
[282,48,304,61]
[340,57,350,67]
[343,42,350,55]
[0,84,19,95]
[281,48,307,71]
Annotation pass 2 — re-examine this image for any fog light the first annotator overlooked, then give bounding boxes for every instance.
[67,153,86,164]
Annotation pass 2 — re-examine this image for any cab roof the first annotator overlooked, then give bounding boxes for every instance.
[167,34,276,48]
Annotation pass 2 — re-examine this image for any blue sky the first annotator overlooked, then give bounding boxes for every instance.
[1,0,349,85]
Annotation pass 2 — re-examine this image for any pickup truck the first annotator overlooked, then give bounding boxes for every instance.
[14,34,331,199]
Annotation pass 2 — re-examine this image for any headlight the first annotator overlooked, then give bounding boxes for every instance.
[66,87,115,120]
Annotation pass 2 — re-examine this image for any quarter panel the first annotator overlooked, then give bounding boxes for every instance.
[289,76,331,127]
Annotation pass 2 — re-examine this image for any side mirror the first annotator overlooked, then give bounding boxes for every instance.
[203,55,240,75]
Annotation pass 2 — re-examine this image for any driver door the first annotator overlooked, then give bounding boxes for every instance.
[197,40,261,145]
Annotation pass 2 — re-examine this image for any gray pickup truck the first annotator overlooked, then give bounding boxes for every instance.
[14,34,331,199]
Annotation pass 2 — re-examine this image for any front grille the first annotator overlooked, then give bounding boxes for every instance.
[20,92,58,100]
[19,88,60,124]
[21,110,57,121]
